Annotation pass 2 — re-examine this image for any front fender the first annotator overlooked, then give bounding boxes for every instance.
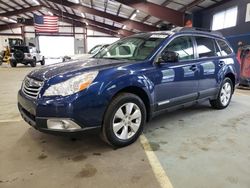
[97,72,155,105]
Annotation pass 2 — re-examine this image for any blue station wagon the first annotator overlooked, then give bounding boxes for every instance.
[18,27,240,147]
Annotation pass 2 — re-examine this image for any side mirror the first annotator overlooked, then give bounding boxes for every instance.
[158,51,179,63]
[37,50,41,53]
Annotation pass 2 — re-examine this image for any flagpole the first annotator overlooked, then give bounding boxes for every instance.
[33,14,38,50]
[35,31,40,52]
[33,14,40,51]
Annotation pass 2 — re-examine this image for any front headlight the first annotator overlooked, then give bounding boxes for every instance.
[43,71,98,97]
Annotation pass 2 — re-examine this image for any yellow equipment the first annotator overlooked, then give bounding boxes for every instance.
[0,38,23,66]
[2,47,11,64]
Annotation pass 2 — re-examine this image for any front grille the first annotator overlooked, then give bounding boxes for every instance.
[22,77,43,99]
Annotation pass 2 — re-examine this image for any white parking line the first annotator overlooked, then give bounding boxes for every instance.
[0,118,22,123]
[140,135,174,188]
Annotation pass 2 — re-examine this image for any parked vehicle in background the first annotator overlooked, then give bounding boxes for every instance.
[18,27,240,147]
[10,45,45,67]
[237,45,250,87]
[62,53,92,62]
[62,44,110,62]
[88,44,110,55]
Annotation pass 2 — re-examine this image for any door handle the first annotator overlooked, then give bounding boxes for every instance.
[219,61,225,67]
[190,65,198,71]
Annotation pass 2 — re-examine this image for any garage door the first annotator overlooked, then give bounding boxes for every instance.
[38,36,74,58]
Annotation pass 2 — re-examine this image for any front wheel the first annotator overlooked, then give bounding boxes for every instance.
[210,78,233,109]
[102,93,146,147]
[30,58,37,67]
[10,60,17,67]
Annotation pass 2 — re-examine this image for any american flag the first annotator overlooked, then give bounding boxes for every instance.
[34,14,58,33]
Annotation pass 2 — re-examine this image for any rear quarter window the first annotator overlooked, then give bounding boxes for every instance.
[217,40,233,56]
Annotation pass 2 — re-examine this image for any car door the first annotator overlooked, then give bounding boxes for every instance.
[194,36,222,98]
[153,35,199,110]
[29,47,35,60]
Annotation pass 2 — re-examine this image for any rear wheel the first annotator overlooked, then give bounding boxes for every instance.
[30,57,37,67]
[210,78,233,109]
[40,57,45,65]
[102,93,146,147]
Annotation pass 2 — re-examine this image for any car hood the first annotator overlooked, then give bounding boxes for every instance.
[28,58,129,80]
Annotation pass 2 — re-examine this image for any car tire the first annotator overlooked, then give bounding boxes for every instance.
[10,60,17,67]
[210,77,233,109]
[102,92,146,147]
[30,58,37,67]
[41,57,45,65]
[13,49,24,61]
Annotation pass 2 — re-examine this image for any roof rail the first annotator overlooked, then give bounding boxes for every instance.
[171,27,223,37]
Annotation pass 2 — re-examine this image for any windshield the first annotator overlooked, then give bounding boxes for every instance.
[93,34,169,61]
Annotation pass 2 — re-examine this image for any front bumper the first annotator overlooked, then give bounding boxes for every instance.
[18,90,101,135]
[10,58,35,64]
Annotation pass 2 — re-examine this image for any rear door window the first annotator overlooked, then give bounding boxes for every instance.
[29,47,35,53]
[195,36,218,58]
[217,40,233,56]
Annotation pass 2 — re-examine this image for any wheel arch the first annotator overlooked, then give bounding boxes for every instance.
[98,71,155,122]
[225,72,235,92]
[111,86,152,121]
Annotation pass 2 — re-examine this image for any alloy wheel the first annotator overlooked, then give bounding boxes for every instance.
[220,82,232,106]
[112,102,142,140]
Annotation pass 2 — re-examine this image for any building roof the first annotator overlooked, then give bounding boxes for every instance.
[0,0,226,36]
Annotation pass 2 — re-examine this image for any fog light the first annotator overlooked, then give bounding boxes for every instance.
[47,119,81,131]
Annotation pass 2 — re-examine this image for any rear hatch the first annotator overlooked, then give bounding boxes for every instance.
[11,46,30,60]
